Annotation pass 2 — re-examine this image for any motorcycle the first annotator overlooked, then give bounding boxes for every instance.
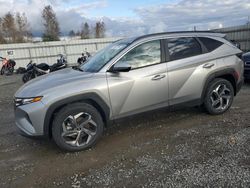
[77,51,91,65]
[0,57,16,75]
[22,54,67,83]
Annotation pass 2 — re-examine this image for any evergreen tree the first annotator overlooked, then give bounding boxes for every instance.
[81,22,90,39]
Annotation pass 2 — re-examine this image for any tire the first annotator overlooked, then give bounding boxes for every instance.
[22,73,30,83]
[9,67,14,74]
[204,78,234,115]
[52,102,104,152]
[22,72,34,83]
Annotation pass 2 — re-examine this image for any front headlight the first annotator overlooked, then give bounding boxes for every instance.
[15,96,43,107]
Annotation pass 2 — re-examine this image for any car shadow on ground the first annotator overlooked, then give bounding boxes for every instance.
[18,106,204,154]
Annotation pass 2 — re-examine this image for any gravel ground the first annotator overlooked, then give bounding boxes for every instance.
[0,75,250,188]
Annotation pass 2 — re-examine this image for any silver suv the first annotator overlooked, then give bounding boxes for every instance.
[14,32,244,151]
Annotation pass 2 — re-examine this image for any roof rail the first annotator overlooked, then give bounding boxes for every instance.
[134,30,224,41]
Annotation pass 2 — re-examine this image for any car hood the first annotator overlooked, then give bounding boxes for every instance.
[243,52,250,61]
[15,68,94,97]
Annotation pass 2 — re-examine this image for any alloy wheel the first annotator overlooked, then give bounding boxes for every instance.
[210,84,232,111]
[61,112,97,147]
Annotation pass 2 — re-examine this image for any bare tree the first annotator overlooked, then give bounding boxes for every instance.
[95,21,105,38]
[15,12,32,43]
[42,5,60,41]
[81,22,90,39]
[1,12,17,43]
[0,18,6,44]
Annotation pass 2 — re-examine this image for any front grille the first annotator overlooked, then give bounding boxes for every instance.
[245,61,250,66]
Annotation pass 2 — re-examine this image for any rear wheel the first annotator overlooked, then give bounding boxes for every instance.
[204,78,234,115]
[8,66,14,74]
[52,103,104,152]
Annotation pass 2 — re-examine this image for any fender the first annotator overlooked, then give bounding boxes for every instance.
[201,68,238,103]
[43,92,111,137]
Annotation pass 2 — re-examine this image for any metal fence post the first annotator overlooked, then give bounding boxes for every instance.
[63,44,67,59]
[28,47,32,60]
[95,43,98,51]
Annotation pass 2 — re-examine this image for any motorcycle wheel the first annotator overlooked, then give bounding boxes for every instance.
[0,66,9,75]
[22,72,35,83]
[0,67,4,75]
[8,67,14,74]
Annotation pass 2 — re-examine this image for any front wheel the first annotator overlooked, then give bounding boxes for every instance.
[204,78,234,115]
[22,72,35,83]
[52,103,104,152]
[0,66,7,75]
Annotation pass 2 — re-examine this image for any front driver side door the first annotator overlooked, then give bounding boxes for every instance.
[106,39,169,119]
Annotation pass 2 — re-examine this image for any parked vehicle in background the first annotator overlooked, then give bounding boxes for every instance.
[230,40,241,49]
[22,54,67,83]
[242,52,250,81]
[22,61,50,83]
[0,57,16,75]
[51,54,67,71]
[14,31,244,152]
[16,67,27,74]
[77,52,91,65]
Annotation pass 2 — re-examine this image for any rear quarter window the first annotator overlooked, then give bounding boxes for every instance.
[198,37,223,52]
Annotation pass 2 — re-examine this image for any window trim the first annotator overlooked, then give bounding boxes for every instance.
[165,37,205,62]
[107,39,167,72]
[197,37,224,53]
[195,37,209,53]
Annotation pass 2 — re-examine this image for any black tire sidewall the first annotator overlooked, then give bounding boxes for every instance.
[52,103,104,152]
[204,78,234,115]
[22,74,29,83]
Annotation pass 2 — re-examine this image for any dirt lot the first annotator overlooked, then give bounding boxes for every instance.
[0,75,250,188]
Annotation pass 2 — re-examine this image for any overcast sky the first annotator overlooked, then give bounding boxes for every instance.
[0,0,250,37]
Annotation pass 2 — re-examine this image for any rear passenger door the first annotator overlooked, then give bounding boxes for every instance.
[166,37,217,105]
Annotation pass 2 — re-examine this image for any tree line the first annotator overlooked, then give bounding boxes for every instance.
[0,12,32,44]
[0,5,106,44]
[69,21,105,39]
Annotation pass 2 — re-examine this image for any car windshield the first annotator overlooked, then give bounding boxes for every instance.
[80,39,133,72]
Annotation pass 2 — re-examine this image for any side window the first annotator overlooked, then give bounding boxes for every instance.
[117,40,161,69]
[168,37,202,61]
[198,37,223,52]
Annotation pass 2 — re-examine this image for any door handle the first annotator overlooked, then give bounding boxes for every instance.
[152,74,166,80]
[203,63,215,69]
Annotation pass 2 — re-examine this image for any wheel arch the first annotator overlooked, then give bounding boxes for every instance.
[43,93,111,138]
[201,68,238,103]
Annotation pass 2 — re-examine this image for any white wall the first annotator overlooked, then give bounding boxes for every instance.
[0,37,121,68]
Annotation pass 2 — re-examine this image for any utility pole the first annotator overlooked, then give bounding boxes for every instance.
[194,26,196,31]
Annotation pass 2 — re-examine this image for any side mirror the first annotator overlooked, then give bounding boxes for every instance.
[109,61,131,72]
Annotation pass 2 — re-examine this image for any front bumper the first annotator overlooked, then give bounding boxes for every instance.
[15,101,47,136]
[244,67,250,80]
[236,79,243,94]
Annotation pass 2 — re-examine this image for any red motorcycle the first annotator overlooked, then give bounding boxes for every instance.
[0,57,16,75]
